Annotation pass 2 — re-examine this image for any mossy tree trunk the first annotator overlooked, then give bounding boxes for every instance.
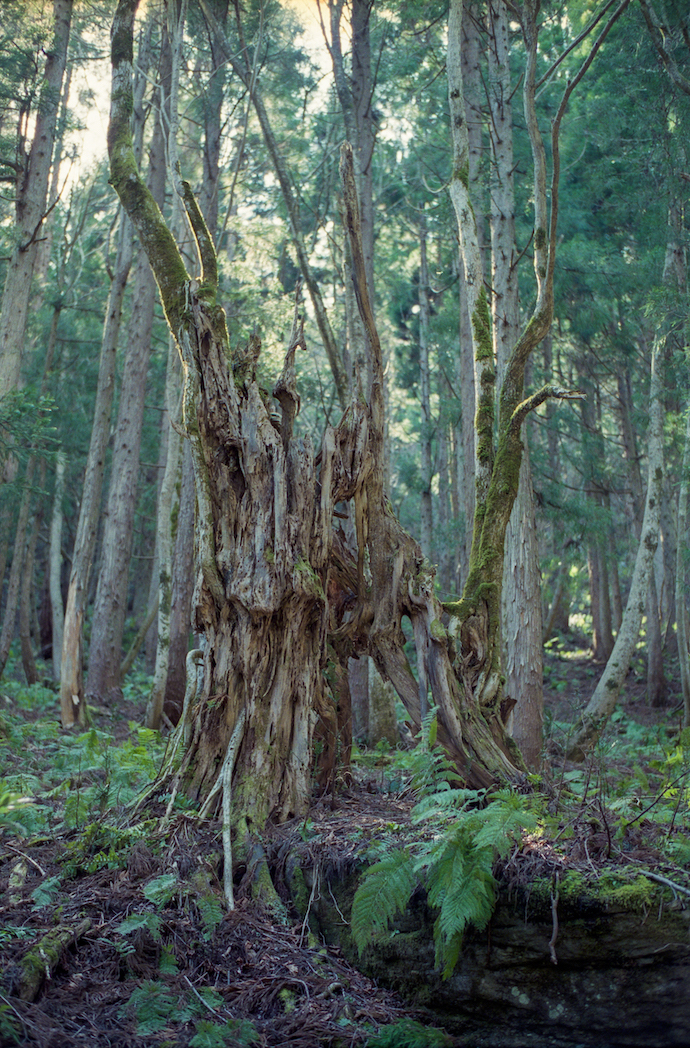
[443,0,627,758]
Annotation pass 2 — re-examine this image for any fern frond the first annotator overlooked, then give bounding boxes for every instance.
[412,788,482,823]
[472,793,538,858]
[434,919,464,981]
[351,849,416,955]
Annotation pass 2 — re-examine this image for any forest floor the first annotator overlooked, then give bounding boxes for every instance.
[0,636,688,1048]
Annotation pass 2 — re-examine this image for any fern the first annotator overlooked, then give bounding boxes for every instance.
[120,980,176,1035]
[31,875,62,909]
[403,709,460,796]
[190,1018,260,1047]
[197,893,224,941]
[116,911,163,942]
[351,848,416,954]
[471,788,538,857]
[353,775,539,978]
[143,873,178,908]
[366,1018,452,1047]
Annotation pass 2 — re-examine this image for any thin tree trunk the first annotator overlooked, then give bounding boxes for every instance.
[419,212,433,560]
[0,0,72,400]
[456,5,483,577]
[19,464,45,685]
[146,341,184,728]
[86,25,172,705]
[0,458,35,676]
[163,442,195,723]
[616,354,666,701]
[59,18,153,725]
[677,410,690,726]
[59,212,133,724]
[437,422,453,595]
[49,449,66,681]
[567,344,664,760]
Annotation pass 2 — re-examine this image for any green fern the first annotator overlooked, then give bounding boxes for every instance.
[197,893,224,941]
[353,776,539,978]
[403,710,460,795]
[31,875,62,909]
[190,1018,260,1047]
[351,848,416,954]
[143,873,178,908]
[366,1018,452,1047]
[116,911,163,943]
[120,980,176,1035]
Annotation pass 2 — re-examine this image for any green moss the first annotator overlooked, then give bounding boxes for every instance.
[285,862,311,917]
[471,287,493,362]
[532,869,660,915]
[534,226,547,251]
[429,619,446,643]
[294,557,325,600]
[454,162,469,189]
[264,546,275,565]
[598,872,657,913]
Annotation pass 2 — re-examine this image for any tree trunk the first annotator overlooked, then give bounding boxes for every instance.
[146,339,184,728]
[0,0,72,400]
[487,0,543,768]
[0,458,35,677]
[677,410,690,726]
[163,442,195,724]
[49,449,66,681]
[418,213,433,561]
[616,351,666,702]
[19,464,45,685]
[437,422,453,595]
[108,0,625,836]
[59,18,153,725]
[59,211,133,724]
[86,24,172,705]
[567,344,665,760]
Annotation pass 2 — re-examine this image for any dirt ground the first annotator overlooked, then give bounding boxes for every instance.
[0,641,686,1048]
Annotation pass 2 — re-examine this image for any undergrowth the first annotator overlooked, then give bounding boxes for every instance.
[0,677,165,839]
[351,712,540,977]
[350,697,690,980]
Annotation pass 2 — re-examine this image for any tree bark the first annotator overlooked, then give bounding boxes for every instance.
[487,0,543,768]
[19,464,45,685]
[49,449,66,680]
[59,17,153,725]
[677,409,690,727]
[146,339,184,729]
[86,21,172,705]
[163,442,195,723]
[567,343,665,760]
[0,458,35,677]
[0,0,72,401]
[418,212,433,561]
[456,4,483,582]
[59,211,133,724]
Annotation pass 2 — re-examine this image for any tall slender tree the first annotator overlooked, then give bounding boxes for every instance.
[0,0,72,402]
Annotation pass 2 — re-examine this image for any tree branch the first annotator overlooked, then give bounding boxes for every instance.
[639,0,690,95]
